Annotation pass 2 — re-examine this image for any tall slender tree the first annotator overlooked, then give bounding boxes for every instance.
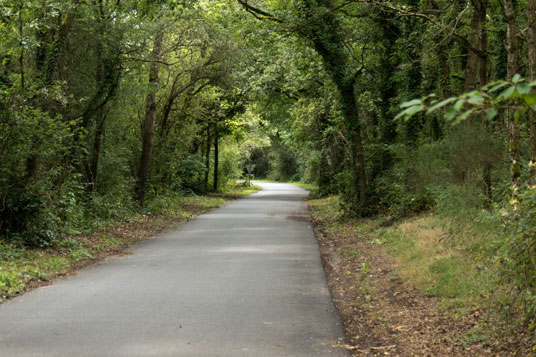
[502,0,521,187]
[136,30,164,206]
[528,0,536,183]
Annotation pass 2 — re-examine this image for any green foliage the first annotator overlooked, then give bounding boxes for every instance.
[434,184,484,222]
[175,154,207,193]
[0,104,74,246]
[0,0,254,244]
[464,327,490,349]
[267,136,299,182]
[397,76,536,124]
[495,185,536,328]
[0,242,23,260]
[428,257,476,300]
[42,257,70,271]
[218,143,243,190]
[69,247,92,262]
[145,190,225,218]
[0,268,24,298]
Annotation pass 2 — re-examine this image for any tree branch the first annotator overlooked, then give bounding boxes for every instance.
[236,0,283,23]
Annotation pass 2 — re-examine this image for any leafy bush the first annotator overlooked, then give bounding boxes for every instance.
[0,268,24,297]
[0,242,23,260]
[495,185,536,329]
[434,184,484,221]
[303,149,321,184]
[218,144,243,191]
[0,105,73,246]
[176,154,206,193]
[373,176,434,218]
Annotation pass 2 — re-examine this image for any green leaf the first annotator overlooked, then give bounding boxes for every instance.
[454,108,477,125]
[487,82,509,92]
[394,111,407,121]
[467,95,485,106]
[485,107,498,121]
[400,99,422,108]
[529,80,536,87]
[426,97,457,114]
[522,93,536,108]
[512,74,522,84]
[517,83,531,95]
[497,86,516,101]
[454,99,465,111]
[394,104,424,121]
[444,107,457,121]
[423,93,437,100]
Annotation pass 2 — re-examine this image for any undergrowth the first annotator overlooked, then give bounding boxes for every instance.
[308,194,533,349]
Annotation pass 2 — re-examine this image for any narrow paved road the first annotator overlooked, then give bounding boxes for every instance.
[0,182,347,356]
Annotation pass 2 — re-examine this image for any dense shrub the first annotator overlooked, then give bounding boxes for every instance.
[0,104,73,246]
[495,185,536,328]
[218,144,243,191]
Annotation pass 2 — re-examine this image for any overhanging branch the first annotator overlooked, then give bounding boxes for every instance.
[236,0,283,23]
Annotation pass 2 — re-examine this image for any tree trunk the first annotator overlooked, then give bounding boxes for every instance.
[478,0,492,204]
[26,1,79,181]
[465,1,492,204]
[43,0,79,86]
[87,14,105,191]
[503,0,521,188]
[88,107,108,191]
[136,30,163,206]
[352,127,367,209]
[464,0,488,90]
[204,125,211,194]
[64,0,121,187]
[18,2,24,95]
[25,154,38,180]
[213,126,219,192]
[464,6,480,92]
[477,0,488,88]
[295,0,368,213]
[340,85,367,210]
[528,0,536,183]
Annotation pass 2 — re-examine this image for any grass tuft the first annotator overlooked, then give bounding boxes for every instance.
[375,215,485,313]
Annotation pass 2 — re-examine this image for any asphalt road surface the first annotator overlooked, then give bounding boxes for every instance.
[0,182,347,356]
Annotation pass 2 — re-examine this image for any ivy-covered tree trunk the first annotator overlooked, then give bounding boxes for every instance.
[477,0,488,88]
[26,1,80,181]
[337,85,367,210]
[36,0,79,87]
[298,0,368,212]
[503,0,521,187]
[136,30,164,206]
[464,6,480,92]
[528,0,536,183]
[18,2,24,95]
[479,0,492,204]
[204,125,211,194]
[88,107,108,191]
[213,126,219,192]
[464,0,492,203]
[87,2,116,190]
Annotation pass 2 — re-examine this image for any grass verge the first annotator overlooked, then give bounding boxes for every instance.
[308,195,529,356]
[290,182,319,195]
[374,214,486,314]
[0,183,261,302]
